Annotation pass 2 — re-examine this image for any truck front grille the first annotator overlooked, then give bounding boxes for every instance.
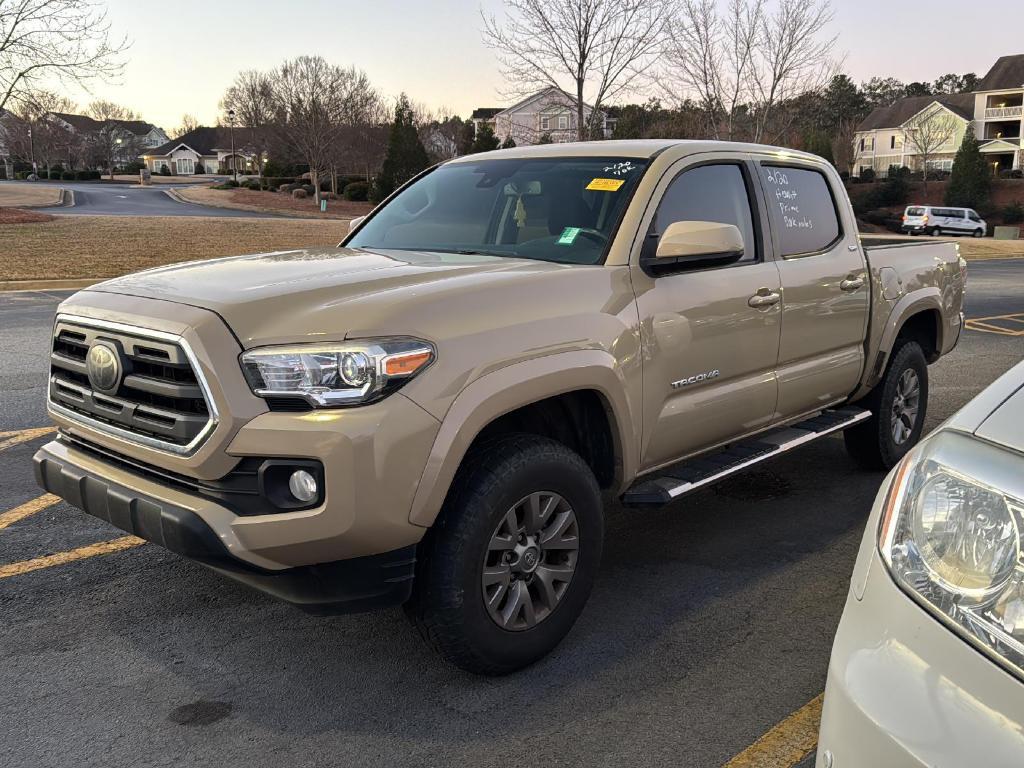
[48,316,217,455]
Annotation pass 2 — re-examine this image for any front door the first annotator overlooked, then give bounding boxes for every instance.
[757,162,869,420]
[632,159,782,471]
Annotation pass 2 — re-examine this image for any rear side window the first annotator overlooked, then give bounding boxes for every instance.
[650,163,758,264]
[762,166,841,256]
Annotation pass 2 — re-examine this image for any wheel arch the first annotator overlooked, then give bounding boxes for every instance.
[408,350,639,528]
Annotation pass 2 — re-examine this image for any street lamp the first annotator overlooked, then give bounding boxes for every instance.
[227,108,237,183]
[28,125,37,175]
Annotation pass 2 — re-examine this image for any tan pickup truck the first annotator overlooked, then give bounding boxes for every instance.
[34,140,965,674]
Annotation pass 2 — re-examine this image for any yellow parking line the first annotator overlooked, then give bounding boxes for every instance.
[0,493,60,531]
[0,426,56,452]
[0,536,145,579]
[964,319,1024,337]
[722,694,823,768]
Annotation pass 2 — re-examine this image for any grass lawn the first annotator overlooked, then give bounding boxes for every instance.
[177,186,374,220]
[0,184,63,208]
[955,238,1024,260]
[0,215,346,281]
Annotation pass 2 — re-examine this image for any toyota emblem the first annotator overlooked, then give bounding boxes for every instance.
[86,343,121,393]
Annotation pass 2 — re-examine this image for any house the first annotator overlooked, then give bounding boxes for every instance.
[49,112,169,165]
[471,87,616,145]
[852,54,1024,177]
[141,126,257,176]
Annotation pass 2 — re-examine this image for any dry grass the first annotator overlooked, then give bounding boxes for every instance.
[955,238,1024,260]
[0,207,55,224]
[0,215,346,281]
[177,185,374,219]
[0,184,63,208]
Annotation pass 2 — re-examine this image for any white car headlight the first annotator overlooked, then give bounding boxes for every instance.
[240,339,434,407]
[880,431,1024,677]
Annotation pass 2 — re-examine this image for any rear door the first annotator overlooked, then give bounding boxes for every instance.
[630,154,782,470]
[756,160,869,420]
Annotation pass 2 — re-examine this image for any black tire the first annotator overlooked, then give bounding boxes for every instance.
[844,340,928,470]
[928,227,939,236]
[973,228,984,238]
[406,434,603,675]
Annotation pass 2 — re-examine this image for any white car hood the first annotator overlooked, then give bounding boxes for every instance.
[945,359,1024,453]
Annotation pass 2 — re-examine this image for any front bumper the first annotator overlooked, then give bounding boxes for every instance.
[817,488,1024,766]
[34,438,417,614]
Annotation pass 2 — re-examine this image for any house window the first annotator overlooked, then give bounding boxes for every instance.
[890,136,896,149]
[540,116,550,131]
[175,157,194,175]
[859,138,865,152]
[558,115,568,130]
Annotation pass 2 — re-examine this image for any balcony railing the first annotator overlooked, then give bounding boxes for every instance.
[985,106,1023,119]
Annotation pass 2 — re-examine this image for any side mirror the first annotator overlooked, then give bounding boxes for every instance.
[348,215,366,234]
[656,221,744,260]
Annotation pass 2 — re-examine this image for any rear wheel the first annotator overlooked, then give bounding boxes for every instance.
[406,434,603,675]
[844,340,928,470]
[973,228,984,238]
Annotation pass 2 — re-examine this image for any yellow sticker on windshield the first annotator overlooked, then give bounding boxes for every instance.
[586,178,625,192]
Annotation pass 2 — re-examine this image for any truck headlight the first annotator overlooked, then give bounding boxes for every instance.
[240,339,434,407]
[880,432,1024,677]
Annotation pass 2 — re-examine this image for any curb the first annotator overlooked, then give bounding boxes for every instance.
[0,278,98,293]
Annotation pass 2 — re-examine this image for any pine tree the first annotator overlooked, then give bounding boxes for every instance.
[374,93,430,201]
[470,124,500,154]
[945,131,990,209]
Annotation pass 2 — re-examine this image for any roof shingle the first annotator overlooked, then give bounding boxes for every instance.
[857,92,974,131]
[977,55,1024,92]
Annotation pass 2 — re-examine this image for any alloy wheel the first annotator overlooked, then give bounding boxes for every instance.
[481,492,579,631]
[891,368,921,445]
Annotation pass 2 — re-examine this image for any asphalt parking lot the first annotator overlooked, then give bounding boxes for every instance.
[2,262,1022,768]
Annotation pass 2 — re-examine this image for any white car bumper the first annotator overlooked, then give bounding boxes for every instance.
[817,475,1024,768]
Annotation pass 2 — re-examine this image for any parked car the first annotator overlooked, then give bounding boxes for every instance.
[817,359,1024,767]
[902,205,987,237]
[34,140,965,674]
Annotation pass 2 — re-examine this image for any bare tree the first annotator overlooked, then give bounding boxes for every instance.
[482,0,674,141]
[85,100,137,121]
[82,99,142,179]
[174,113,199,138]
[269,57,375,204]
[8,89,76,171]
[0,0,127,114]
[903,106,959,191]
[662,0,837,142]
[221,70,275,177]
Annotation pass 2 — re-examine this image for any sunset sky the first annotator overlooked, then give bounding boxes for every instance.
[59,0,1022,131]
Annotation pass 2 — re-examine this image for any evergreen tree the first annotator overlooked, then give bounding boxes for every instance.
[945,132,990,209]
[537,132,554,145]
[375,93,430,201]
[456,121,476,156]
[802,130,835,166]
[500,135,517,149]
[470,124,500,153]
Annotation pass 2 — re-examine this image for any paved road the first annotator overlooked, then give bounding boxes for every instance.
[0,180,275,218]
[1,263,1022,768]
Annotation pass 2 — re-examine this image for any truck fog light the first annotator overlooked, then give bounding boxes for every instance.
[288,469,318,503]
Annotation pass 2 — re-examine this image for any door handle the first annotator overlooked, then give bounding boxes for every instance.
[748,291,781,308]
[840,276,865,292]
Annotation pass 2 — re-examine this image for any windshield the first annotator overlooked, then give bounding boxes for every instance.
[347,156,649,265]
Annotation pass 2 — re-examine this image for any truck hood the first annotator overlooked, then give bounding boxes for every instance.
[85,246,574,347]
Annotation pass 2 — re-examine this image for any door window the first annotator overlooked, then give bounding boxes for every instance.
[762,166,841,256]
[648,163,758,264]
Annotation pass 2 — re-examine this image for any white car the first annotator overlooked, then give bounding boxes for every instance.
[902,205,987,238]
[817,360,1024,766]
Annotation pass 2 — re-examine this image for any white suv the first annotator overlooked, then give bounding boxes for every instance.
[902,205,987,237]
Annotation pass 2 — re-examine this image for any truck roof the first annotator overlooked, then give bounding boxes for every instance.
[447,139,825,163]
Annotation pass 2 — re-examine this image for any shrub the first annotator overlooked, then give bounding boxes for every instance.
[292,188,308,199]
[859,168,876,183]
[122,161,145,174]
[74,170,101,180]
[838,170,850,182]
[1003,201,1024,225]
[158,163,172,176]
[48,170,62,180]
[343,181,369,201]
[0,167,6,180]
[194,162,205,175]
[301,183,315,195]
[61,171,75,180]
[861,176,909,210]
[263,176,294,191]
[1010,169,1024,180]
[243,179,261,190]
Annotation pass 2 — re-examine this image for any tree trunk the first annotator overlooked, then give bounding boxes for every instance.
[577,80,586,141]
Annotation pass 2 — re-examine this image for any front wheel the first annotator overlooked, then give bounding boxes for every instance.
[844,340,928,470]
[973,228,984,238]
[928,227,940,236]
[406,434,603,675]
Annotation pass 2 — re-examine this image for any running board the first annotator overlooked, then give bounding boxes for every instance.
[622,407,871,507]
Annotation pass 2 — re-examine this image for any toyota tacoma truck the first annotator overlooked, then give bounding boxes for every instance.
[34,140,965,674]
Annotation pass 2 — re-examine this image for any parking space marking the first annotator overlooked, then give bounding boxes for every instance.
[0,426,56,452]
[0,535,144,579]
[0,494,60,531]
[722,694,822,768]
[965,313,1024,337]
